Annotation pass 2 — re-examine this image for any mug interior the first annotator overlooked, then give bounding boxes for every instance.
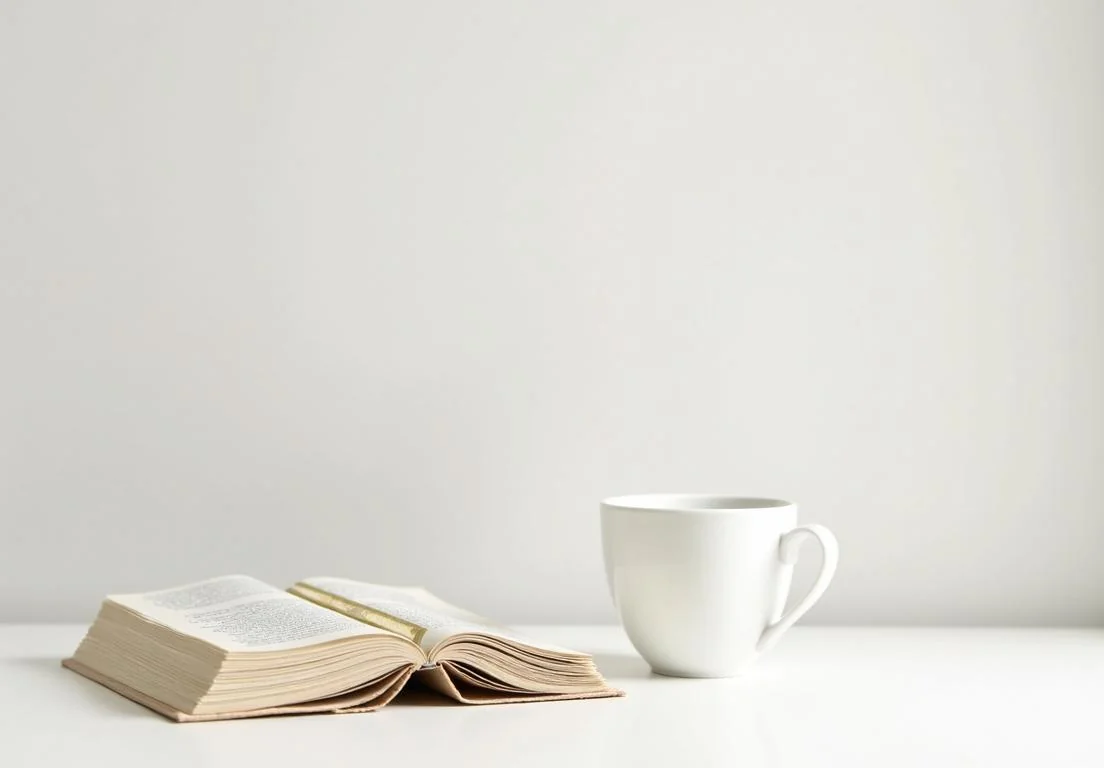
[602,494,792,512]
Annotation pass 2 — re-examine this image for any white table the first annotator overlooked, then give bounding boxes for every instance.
[2,625,1103,767]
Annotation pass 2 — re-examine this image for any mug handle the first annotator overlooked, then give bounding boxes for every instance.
[756,524,839,653]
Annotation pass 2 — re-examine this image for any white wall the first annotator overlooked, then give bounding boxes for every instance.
[2,1,1102,625]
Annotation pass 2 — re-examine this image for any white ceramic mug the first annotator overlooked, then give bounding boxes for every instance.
[601,494,838,677]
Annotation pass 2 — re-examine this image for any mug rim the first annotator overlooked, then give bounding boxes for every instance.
[601,494,794,513]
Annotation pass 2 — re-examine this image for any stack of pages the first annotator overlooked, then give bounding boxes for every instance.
[65,575,621,721]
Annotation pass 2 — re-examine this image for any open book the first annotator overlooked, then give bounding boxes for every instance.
[64,575,621,722]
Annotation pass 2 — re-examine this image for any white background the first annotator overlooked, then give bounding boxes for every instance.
[2,1,1102,625]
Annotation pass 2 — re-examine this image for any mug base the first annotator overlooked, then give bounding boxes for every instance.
[649,665,746,679]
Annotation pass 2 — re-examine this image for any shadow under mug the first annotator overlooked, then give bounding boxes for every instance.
[601,494,838,678]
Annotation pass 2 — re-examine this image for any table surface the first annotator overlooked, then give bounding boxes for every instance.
[2,624,1103,767]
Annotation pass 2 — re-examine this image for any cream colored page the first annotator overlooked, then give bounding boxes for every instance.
[108,575,388,652]
[298,576,572,654]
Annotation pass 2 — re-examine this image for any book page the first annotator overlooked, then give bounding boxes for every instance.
[108,575,390,652]
[291,577,571,654]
